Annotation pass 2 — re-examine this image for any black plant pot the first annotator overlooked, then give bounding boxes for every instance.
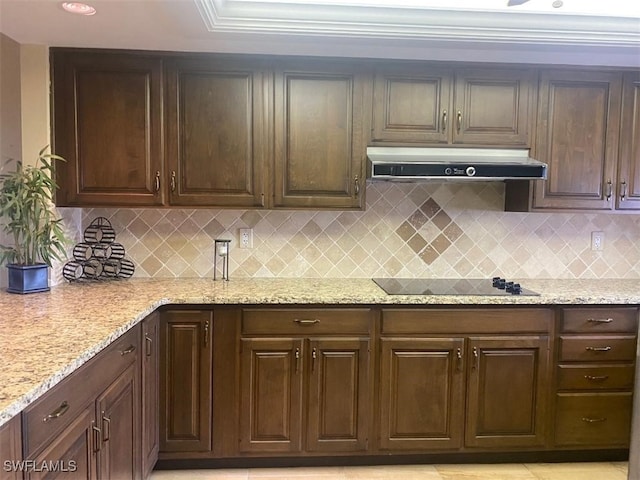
[6,263,50,294]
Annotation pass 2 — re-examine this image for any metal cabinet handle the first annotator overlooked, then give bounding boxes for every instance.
[120,345,136,356]
[170,171,176,192]
[585,346,612,352]
[43,401,69,422]
[102,413,111,442]
[582,417,607,423]
[605,180,612,201]
[154,171,160,192]
[588,318,613,324]
[294,319,320,326]
[456,110,462,133]
[312,348,317,372]
[456,348,463,372]
[354,176,360,196]
[204,320,210,348]
[442,110,448,132]
[620,181,627,201]
[260,193,265,207]
[295,347,301,373]
[145,334,152,357]
[92,423,102,452]
[472,347,478,370]
[584,375,609,381]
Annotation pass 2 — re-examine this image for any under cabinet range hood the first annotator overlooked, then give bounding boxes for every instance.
[367,147,547,181]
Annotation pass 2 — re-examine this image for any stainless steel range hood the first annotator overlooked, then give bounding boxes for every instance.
[367,147,547,181]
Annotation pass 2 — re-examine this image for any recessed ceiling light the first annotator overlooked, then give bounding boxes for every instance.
[61,2,96,15]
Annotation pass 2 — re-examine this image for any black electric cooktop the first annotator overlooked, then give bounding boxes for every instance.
[372,277,540,296]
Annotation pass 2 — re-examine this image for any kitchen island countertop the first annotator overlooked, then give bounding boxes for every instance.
[1,276,640,427]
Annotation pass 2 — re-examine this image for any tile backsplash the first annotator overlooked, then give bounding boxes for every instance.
[54,182,640,283]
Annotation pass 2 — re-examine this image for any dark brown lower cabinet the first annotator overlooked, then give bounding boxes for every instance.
[141,313,159,478]
[0,416,23,480]
[159,310,213,454]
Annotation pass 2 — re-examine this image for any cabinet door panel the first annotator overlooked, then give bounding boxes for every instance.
[160,311,212,453]
[52,52,164,206]
[306,338,370,452]
[141,313,159,478]
[466,336,549,448]
[379,338,464,450]
[0,416,22,480]
[239,338,304,453]
[274,62,369,208]
[617,72,640,210]
[26,405,96,480]
[453,68,533,145]
[96,362,139,480]
[372,67,451,144]
[165,58,267,207]
[533,70,622,210]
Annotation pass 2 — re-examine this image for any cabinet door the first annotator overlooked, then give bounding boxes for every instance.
[239,338,304,453]
[306,338,370,452]
[273,61,370,209]
[0,416,22,480]
[617,72,640,210]
[96,362,140,480]
[26,405,96,480]
[379,338,465,451]
[466,336,549,448]
[52,51,164,206]
[532,70,622,210]
[165,57,268,207]
[141,313,159,479]
[159,311,213,453]
[372,66,452,144]
[452,68,533,146]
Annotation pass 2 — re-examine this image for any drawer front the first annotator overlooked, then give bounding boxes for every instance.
[23,325,140,456]
[381,308,553,335]
[242,309,372,335]
[562,308,638,333]
[559,336,637,362]
[555,393,633,446]
[557,364,636,390]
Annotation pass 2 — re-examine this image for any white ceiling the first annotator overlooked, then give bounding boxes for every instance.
[1,0,639,66]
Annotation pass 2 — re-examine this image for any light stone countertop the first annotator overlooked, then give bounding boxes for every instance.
[1,277,640,428]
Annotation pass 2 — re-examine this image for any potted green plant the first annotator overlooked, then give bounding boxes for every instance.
[0,146,68,293]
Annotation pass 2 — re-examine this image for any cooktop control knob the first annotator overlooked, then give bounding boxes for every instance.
[444,167,453,175]
[466,166,476,176]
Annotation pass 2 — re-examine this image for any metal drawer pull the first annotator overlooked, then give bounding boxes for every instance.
[145,334,153,357]
[456,348,463,372]
[472,347,478,370]
[120,344,136,355]
[442,110,448,132]
[584,375,609,381]
[582,417,607,423]
[605,180,612,201]
[456,110,462,132]
[312,348,317,372]
[587,318,613,323]
[43,401,69,422]
[295,347,301,373]
[102,413,111,442]
[294,319,320,325]
[585,346,612,352]
[92,423,102,452]
[154,171,160,192]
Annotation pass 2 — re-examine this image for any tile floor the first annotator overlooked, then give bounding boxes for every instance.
[151,461,629,479]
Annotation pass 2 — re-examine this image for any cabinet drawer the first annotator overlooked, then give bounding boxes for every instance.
[559,336,637,362]
[562,308,638,333]
[242,309,372,335]
[381,308,552,335]
[22,325,140,456]
[557,364,636,390]
[555,393,633,446]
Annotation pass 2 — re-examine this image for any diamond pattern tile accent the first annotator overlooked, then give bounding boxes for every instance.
[40,183,640,286]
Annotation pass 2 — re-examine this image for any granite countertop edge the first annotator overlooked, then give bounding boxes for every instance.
[1,277,639,428]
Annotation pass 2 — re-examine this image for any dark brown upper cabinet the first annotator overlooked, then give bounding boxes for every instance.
[372,65,534,146]
[165,56,268,208]
[52,50,164,207]
[529,70,623,211]
[272,59,372,209]
[617,72,640,211]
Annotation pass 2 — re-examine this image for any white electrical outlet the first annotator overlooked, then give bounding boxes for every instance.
[591,231,604,251]
[239,228,253,249]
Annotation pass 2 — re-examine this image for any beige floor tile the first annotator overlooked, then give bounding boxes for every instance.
[248,466,345,478]
[524,462,627,480]
[436,463,537,480]
[150,469,249,480]
[343,464,443,479]
[610,461,629,474]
